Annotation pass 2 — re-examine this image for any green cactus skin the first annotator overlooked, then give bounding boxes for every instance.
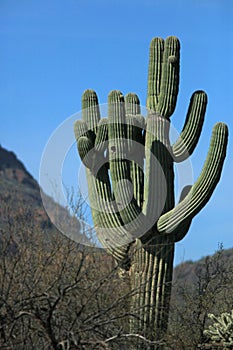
[74,36,228,349]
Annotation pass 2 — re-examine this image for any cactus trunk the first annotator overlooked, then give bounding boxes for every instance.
[74,36,228,348]
[129,237,174,349]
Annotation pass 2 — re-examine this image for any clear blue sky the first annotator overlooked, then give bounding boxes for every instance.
[1,0,233,265]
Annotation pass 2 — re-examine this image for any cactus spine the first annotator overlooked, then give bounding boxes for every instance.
[74,36,228,349]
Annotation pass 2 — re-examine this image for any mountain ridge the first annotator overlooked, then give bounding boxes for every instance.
[0,145,88,246]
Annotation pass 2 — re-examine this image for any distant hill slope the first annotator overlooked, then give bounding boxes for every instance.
[0,145,48,225]
[173,246,233,286]
[0,145,88,245]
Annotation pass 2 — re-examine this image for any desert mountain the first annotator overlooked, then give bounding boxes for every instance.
[0,145,89,245]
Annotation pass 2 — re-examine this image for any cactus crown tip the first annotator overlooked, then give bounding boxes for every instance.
[195,89,207,95]
[125,92,140,103]
[166,35,179,40]
[108,90,124,102]
[214,121,229,133]
[82,89,98,98]
[83,88,95,94]
[150,36,164,43]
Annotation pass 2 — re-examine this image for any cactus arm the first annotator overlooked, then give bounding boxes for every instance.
[157,122,228,234]
[82,89,100,132]
[157,36,180,118]
[172,90,207,162]
[173,185,193,242]
[77,136,94,169]
[74,120,92,169]
[74,90,132,263]
[147,37,164,112]
[147,36,180,118]
[108,90,146,233]
[125,93,145,209]
[125,92,141,115]
[94,118,108,153]
[74,119,88,138]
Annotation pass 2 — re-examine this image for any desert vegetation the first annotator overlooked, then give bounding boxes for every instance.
[0,193,233,349]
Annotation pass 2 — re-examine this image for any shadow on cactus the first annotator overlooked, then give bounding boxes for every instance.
[74,36,228,348]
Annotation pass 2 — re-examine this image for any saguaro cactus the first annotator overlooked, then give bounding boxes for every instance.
[74,36,228,349]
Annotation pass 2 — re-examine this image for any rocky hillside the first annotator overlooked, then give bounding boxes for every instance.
[173,246,233,287]
[0,146,48,226]
[0,145,87,245]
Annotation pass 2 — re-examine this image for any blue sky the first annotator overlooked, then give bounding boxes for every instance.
[1,0,233,265]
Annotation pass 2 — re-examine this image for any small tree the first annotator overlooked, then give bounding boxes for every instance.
[0,193,139,349]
